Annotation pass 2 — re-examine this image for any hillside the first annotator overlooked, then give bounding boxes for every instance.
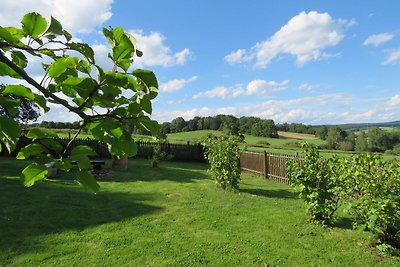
[314,121,400,132]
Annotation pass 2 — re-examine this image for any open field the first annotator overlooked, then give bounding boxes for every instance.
[278,131,317,139]
[1,158,399,266]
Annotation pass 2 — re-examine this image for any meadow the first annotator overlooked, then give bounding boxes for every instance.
[1,157,399,266]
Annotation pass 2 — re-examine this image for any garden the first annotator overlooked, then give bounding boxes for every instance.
[1,157,400,266]
[1,12,400,266]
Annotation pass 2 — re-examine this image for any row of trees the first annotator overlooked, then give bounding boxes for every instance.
[31,121,81,129]
[316,125,400,154]
[276,122,316,134]
[161,115,279,138]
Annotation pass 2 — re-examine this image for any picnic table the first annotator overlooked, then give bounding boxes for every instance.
[72,160,106,171]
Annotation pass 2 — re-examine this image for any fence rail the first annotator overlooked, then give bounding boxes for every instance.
[240,150,295,185]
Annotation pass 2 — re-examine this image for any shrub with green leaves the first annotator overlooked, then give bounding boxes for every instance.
[339,154,400,253]
[0,12,160,192]
[286,144,342,225]
[204,135,241,191]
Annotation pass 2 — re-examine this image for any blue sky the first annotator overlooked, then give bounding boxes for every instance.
[1,0,400,125]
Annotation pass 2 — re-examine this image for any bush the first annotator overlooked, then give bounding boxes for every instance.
[339,141,354,151]
[150,142,173,167]
[286,144,342,225]
[204,135,241,191]
[339,154,400,253]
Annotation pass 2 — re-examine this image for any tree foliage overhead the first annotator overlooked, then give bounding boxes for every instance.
[0,12,160,192]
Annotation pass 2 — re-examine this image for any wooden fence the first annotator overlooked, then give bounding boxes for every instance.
[1,137,205,162]
[2,137,294,184]
[240,150,296,185]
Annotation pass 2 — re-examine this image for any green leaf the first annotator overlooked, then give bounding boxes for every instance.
[138,117,161,135]
[133,69,159,99]
[63,30,72,41]
[0,97,20,116]
[2,84,35,100]
[54,159,72,172]
[47,57,78,78]
[11,51,28,69]
[70,145,97,170]
[74,171,99,193]
[0,26,21,44]
[5,27,25,41]
[42,16,63,39]
[21,162,49,187]
[39,48,56,58]
[21,12,47,38]
[26,128,58,140]
[39,139,63,153]
[68,42,95,64]
[0,62,22,79]
[112,34,135,72]
[17,143,47,159]
[34,94,49,113]
[0,116,21,153]
[61,76,98,99]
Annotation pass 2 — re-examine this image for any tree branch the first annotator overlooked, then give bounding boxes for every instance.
[0,50,89,120]
[77,79,106,110]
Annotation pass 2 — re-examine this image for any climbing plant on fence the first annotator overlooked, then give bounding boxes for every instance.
[0,12,160,192]
[204,135,241,191]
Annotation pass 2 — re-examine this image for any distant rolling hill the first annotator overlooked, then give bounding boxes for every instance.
[314,121,400,132]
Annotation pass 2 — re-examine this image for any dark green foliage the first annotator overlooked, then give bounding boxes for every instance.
[338,154,400,253]
[286,144,342,225]
[326,125,347,150]
[316,125,328,140]
[288,144,400,254]
[204,135,241,191]
[355,132,368,152]
[0,84,40,123]
[150,142,173,167]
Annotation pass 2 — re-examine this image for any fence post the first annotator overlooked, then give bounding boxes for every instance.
[264,151,268,179]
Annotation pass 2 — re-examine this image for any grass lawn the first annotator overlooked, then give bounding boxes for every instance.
[1,158,399,266]
[167,130,222,144]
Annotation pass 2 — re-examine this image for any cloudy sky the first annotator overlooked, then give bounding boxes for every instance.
[1,0,400,125]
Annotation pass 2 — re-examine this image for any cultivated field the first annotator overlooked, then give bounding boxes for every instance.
[1,158,399,266]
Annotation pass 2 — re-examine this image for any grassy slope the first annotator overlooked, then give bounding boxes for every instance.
[1,158,399,266]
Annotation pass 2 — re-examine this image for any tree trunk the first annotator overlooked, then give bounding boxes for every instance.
[112,155,128,171]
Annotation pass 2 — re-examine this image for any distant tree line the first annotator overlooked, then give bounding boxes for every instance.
[31,121,81,129]
[160,115,279,138]
[316,125,400,154]
[276,122,316,134]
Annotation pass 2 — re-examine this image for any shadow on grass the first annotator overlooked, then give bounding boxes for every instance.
[0,176,162,255]
[240,188,296,199]
[333,216,353,230]
[108,159,210,183]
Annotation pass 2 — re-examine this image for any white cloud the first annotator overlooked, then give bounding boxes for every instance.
[225,11,353,68]
[224,49,251,64]
[193,86,232,99]
[387,94,400,106]
[383,49,400,65]
[363,33,394,47]
[193,79,289,99]
[0,0,113,33]
[160,76,198,92]
[298,83,319,91]
[129,30,191,67]
[245,80,289,95]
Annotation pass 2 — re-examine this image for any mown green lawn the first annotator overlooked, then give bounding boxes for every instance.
[1,158,399,266]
